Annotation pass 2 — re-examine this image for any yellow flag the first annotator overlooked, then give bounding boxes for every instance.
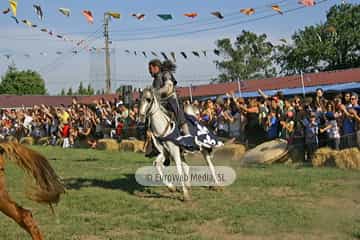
[9,0,17,16]
[108,12,121,19]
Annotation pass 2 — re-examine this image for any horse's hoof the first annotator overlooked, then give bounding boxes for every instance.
[209,186,224,192]
[167,186,176,193]
[183,193,192,202]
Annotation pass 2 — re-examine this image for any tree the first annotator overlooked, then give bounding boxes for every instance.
[60,88,66,96]
[214,30,276,83]
[86,84,95,95]
[66,88,73,96]
[0,64,47,95]
[77,81,86,95]
[277,3,360,75]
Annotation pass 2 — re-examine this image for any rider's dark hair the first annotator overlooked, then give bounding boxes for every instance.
[149,59,162,68]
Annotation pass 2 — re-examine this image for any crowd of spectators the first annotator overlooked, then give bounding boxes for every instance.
[0,88,359,161]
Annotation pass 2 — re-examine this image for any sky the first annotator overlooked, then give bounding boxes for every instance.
[0,0,356,94]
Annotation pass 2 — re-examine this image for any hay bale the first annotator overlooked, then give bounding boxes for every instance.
[213,144,246,161]
[37,137,50,146]
[312,147,360,169]
[4,135,18,143]
[119,140,145,153]
[19,137,34,145]
[96,139,119,151]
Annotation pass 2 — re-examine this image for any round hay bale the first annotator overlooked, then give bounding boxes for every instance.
[334,148,360,169]
[37,137,50,146]
[312,147,336,167]
[241,139,288,165]
[213,144,246,161]
[19,137,34,145]
[119,140,145,153]
[96,139,119,151]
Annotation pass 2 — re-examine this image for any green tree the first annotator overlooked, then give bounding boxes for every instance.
[214,30,276,83]
[60,88,66,96]
[66,88,73,96]
[277,3,360,74]
[86,84,95,95]
[0,64,47,95]
[77,81,86,95]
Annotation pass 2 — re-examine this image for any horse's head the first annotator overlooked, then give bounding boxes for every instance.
[139,88,157,123]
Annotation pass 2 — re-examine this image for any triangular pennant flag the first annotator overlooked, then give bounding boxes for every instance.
[56,51,63,55]
[125,50,130,54]
[40,28,47,32]
[298,0,316,6]
[107,12,121,19]
[240,8,255,16]
[202,50,207,57]
[271,5,283,15]
[134,51,137,56]
[3,8,10,14]
[132,13,145,21]
[184,12,198,18]
[151,51,158,57]
[11,16,19,24]
[9,0,17,16]
[59,8,70,17]
[72,50,78,54]
[142,51,147,58]
[161,52,168,60]
[4,54,11,60]
[33,4,44,20]
[158,14,172,21]
[170,52,176,62]
[211,11,224,19]
[180,52,187,59]
[192,51,200,57]
[56,35,63,39]
[22,19,33,27]
[213,49,220,56]
[49,31,53,36]
[31,24,37,28]
[82,10,94,24]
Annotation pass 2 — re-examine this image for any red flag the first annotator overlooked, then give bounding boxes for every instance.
[184,12,198,18]
[298,0,316,6]
[82,10,94,24]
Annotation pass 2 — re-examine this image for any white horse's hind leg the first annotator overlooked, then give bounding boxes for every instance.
[154,154,176,192]
[181,161,191,190]
[167,142,191,201]
[202,149,220,186]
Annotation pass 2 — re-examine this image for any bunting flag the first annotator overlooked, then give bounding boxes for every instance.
[22,19,33,27]
[192,51,200,57]
[202,50,207,57]
[151,51,158,57]
[142,51,147,57]
[40,52,47,56]
[3,8,10,14]
[240,8,255,16]
[72,50,78,54]
[4,54,11,60]
[82,10,94,24]
[9,0,17,16]
[125,50,130,54]
[49,30,53,36]
[180,52,187,59]
[298,0,316,6]
[158,14,172,21]
[184,12,198,18]
[271,5,283,15]
[11,16,19,24]
[107,12,121,19]
[40,28,47,32]
[161,52,168,60]
[134,51,137,56]
[56,51,62,55]
[33,4,44,20]
[213,49,220,56]
[56,35,63,39]
[59,8,71,17]
[132,13,145,21]
[170,52,176,62]
[211,11,224,19]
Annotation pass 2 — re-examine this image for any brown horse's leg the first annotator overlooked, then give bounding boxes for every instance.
[0,161,44,240]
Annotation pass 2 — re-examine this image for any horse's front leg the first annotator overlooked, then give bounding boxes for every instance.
[154,153,176,192]
[201,149,221,189]
[0,163,44,240]
[167,142,191,201]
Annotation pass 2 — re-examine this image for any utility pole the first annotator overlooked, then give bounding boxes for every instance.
[104,13,111,94]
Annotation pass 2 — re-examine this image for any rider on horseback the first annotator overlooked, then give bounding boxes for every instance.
[148,59,191,138]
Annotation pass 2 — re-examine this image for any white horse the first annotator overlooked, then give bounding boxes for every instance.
[139,89,221,201]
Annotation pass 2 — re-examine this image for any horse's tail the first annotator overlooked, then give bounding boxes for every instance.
[0,142,65,205]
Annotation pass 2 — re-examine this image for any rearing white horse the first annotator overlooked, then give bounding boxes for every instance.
[139,89,222,201]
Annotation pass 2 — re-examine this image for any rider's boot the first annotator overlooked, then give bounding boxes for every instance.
[181,123,191,137]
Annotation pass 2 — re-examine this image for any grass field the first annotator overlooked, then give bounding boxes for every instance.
[1,146,360,240]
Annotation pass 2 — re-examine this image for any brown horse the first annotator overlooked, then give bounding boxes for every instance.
[0,142,65,240]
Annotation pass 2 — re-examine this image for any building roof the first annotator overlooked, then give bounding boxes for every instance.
[176,68,360,98]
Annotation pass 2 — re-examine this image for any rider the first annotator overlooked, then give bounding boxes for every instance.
[148,59,191,137]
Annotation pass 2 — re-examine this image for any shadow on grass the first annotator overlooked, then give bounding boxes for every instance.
[74,158,99,162]
[63,174,178,200]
